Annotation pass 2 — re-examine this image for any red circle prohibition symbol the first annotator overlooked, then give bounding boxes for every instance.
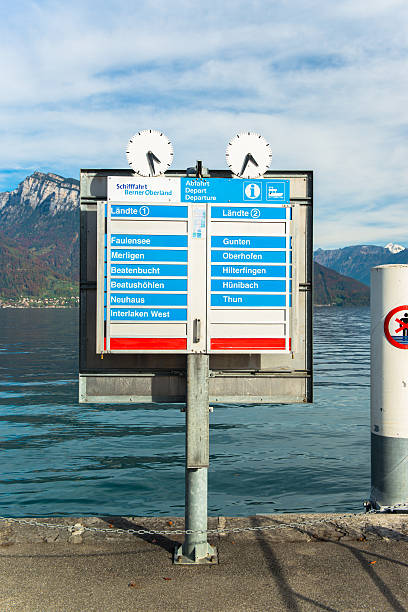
[384,305,408,349]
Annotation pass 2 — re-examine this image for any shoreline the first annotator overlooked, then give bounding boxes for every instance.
[2,512,407,545]
[0,305,79,309]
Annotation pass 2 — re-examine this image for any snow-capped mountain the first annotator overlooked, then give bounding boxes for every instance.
[314,244,408,285]
[385,242,406,254]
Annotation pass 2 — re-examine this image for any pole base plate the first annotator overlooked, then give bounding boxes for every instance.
[173,543,218,565]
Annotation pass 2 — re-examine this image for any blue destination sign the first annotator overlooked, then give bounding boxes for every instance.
[110,249,188,262]
[211,264,288,278]
[110,308,187,321]
[110,264,188,277]
[110,279,187,291]
[211,250,286,264]
[110,293,187,306]
[110,234,188,247]
[211,206,286,221]
[110,205,188,219]
[180,178,289,204]
[211,294,286,307]
[211,236,286,249]
[211,279,286,293]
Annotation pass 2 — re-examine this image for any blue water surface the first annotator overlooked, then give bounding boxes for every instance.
[0,307,370,517]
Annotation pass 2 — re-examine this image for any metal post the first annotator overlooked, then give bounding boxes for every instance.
[370,264,408,511]
[174,354,217,564]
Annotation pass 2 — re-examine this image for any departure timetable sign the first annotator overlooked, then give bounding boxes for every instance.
[97,176,292,354]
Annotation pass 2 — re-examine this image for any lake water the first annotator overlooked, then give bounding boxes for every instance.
[0,307,370,517]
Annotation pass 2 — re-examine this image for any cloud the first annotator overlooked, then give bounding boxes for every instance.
[0,0,407,247]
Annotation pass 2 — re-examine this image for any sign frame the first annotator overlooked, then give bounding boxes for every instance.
[79,168,313,404]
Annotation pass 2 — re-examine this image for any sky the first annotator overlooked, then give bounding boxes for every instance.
[0,0,407,249]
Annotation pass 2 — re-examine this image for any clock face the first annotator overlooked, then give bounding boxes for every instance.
[126,129,174,177]
[226,132,272,178]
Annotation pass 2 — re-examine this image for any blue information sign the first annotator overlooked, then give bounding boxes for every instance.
[110,308,187,322]
[211,279,286,293]
[211,264,287,278]
[211,206,286,221]
[211,236,286,249]
[111,235,188,247]
[211,250,286,264]
[211,294,286,307]
[110,279,187,292]
[111,205,188,219]
[110,249,188,263]
[181,178,289,204]
[109,264,188,277]
[110,293,187,306]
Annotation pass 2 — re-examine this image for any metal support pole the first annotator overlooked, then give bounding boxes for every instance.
[370,264,408,511]
[174,354,217,564]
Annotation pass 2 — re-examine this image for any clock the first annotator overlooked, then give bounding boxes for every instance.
[226,132,272,178]
[126,129,174,177]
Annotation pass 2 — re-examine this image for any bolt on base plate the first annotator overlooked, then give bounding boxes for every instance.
[173,543,218,565]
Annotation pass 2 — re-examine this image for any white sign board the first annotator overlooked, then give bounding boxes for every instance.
[97,176,292,354]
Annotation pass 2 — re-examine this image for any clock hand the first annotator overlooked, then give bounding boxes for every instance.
[247,153,258,167]
[146,151,161,176]
[240,152,259,176]
[240,153,250,176]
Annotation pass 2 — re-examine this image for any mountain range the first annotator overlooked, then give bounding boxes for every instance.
[314,244,408,286]
[0,171,403,306]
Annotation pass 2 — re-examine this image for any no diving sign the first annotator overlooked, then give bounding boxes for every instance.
[384,305,408,349]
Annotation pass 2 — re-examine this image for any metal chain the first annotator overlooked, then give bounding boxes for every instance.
[0,513,361,536]
[372,503,408,513]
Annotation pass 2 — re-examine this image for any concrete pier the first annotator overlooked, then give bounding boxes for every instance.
[2,514,408,611]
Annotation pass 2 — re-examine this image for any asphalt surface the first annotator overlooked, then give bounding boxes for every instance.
[1,514,408,611]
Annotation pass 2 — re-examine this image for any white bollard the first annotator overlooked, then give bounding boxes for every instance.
[371,264,408,509]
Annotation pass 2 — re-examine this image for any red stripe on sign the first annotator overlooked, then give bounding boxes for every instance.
[104,338,187,350]
[211,338,291,350]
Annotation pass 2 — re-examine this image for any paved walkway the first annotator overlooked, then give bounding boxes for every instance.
[1,514,408,611]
